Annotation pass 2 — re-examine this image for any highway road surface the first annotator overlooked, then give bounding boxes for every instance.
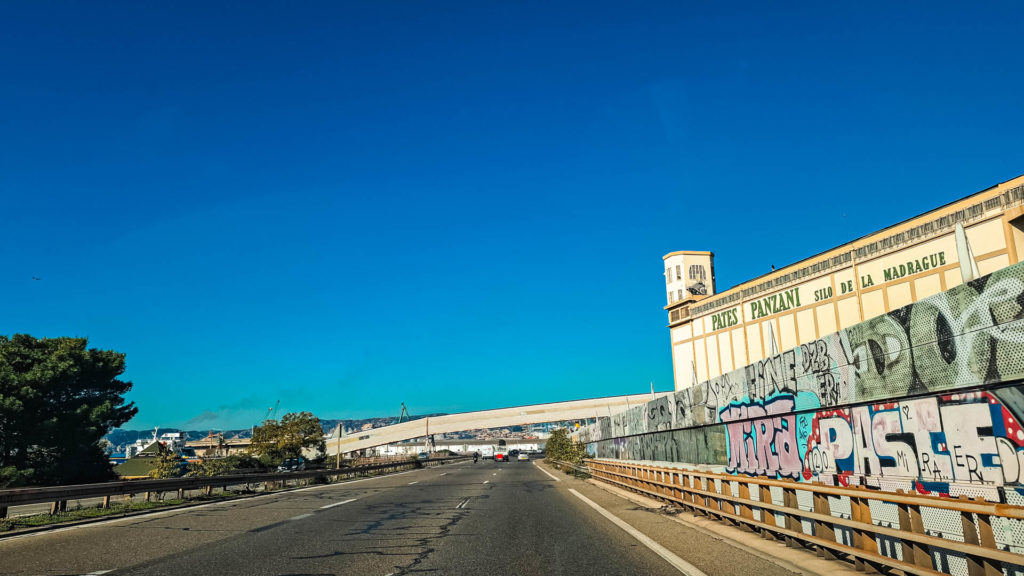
[0,461,804,576]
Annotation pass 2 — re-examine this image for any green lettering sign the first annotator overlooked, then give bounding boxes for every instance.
[749,288,802,320]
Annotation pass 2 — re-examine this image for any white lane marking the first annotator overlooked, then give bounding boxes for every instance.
[439,472,448,476]
[491,473,497,476]
[285,468,418,494]
[84,571,113,575]
[534,463,561,482]
[320,498,358,509]
[289,513,314,521]
[483,480,489,484]
[408,481,419,485]
[568,489,708,576]
[455,498,469,509]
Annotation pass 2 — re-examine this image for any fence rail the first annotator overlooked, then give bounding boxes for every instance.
[0,457,467,518]
[586,459,1023,576]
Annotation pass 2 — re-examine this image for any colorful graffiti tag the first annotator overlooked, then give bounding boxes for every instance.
[581,262,1024,501]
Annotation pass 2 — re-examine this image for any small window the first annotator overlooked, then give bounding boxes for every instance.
[677,289,683,300]
[676,265,682,280]
[666,268,672,284]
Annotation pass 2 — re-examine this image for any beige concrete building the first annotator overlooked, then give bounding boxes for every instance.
[667,173,1024,389]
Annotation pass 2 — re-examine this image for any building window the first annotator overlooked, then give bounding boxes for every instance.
[676,265,682,280]
[666,268,671,284]
[689,265,706,281]
[677,289,683,301]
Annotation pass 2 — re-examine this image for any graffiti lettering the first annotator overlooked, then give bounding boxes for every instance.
[745,350,797,400]
[721,396,800,479]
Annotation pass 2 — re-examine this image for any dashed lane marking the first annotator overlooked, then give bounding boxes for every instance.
[483,480,489,484]
[320,498,358,509]
[534,463,561,482]
[568,489,708,576]
[289,513,314,521]
[456,499,469,509]
[408,481,419,485]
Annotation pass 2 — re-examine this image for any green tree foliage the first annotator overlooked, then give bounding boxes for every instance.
[0,334,137,486]
[151,443,187,479]
[187,453,262,477]
[544,428,588,466]
[249,412,325,464]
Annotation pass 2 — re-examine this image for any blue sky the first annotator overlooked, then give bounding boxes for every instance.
[3,2,1023,430]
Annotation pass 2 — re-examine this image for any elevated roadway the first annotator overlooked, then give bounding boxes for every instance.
[328,392,672,455]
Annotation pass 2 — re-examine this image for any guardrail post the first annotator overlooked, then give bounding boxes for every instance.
[959,497,1001,576]
[0,505,7,519]
[102,495,110,509]
[675,471,686,510]
[758,484,777,540]
[812,492,837,560]
[695,476,709,515]
[50,500,67,515]
[782,485,801,547]
[850,496,880,573]
[711,477,729,521]
[737,481,754,526]
[896,497,933,570]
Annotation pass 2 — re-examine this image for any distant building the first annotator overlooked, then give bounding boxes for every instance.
[125,431,193,459]
[185,433,251,457]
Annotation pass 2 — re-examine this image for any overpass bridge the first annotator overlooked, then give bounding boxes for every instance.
[326,392,671,456]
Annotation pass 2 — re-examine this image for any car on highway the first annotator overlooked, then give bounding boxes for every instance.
[494,450,509,462]
[517,452,529,461]
[277,457,305,472]
[417,451,429,460]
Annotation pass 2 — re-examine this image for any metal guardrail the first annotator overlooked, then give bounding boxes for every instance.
[587,459,1023,576]
[548,460,590,477]
[0,457,468,518]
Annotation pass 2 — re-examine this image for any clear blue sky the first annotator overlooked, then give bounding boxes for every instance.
[3,2,1023,430]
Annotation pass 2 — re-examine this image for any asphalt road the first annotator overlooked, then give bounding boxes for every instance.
[0,461,803,576]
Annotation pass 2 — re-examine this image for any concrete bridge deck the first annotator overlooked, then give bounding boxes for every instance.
[327,392,672,455]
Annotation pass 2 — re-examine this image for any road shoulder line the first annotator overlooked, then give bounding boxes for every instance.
[533,462,562,482]
[568,488,708,576]
[585,478,861,576]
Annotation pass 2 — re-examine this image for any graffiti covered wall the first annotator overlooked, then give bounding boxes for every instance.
[582,262,1024,501]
